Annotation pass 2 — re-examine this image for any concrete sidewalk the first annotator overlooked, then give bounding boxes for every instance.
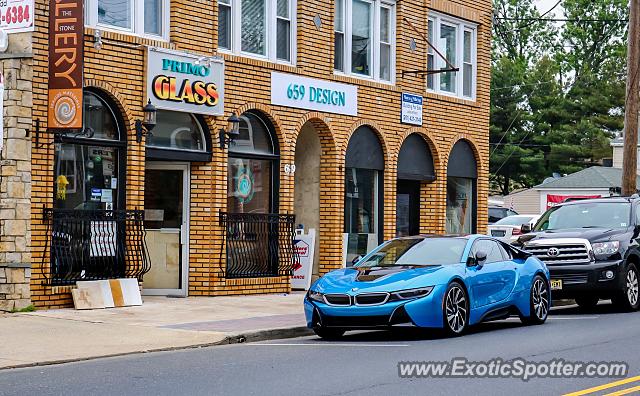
[0,293,309,370]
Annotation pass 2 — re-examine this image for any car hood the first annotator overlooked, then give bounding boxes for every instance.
[520,227,631,244]
[312,265,449,294]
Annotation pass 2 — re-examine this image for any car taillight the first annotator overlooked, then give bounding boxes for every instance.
[512,228,522,235]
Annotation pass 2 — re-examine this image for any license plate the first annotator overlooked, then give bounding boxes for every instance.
[550,279,563,290]
[491,230,506,237]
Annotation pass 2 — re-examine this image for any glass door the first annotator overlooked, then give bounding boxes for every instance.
[143,163,189,296]
[396,180,420,237]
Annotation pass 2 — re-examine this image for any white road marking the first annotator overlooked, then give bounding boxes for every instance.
[504,316,599,321]
[251,343,410,347]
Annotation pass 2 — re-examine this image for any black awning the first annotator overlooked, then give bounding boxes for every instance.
[345,126,384,170]
[397,134,435,181]
[447,140,477,178]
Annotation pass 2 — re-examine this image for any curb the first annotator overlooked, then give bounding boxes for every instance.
[0,326,313,371]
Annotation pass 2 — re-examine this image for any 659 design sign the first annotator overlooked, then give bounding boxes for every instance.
[146,47,224,116]
[47,0,83,131]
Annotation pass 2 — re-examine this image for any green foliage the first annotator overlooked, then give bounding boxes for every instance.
[11,305,35,313]
[490,0,628,195]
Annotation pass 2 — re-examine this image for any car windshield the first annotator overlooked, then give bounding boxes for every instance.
[494,216,535,226]
[534,202,631,231]
[354,238,468,267]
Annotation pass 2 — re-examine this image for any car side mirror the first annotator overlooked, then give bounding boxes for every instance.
[520,224,532,234]
[351,255,362,265]
[467,250,488,267]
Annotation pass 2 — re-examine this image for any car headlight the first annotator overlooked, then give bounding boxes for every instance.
[592,241,620,256]
[391,286,434,301]
[307,290,325,303]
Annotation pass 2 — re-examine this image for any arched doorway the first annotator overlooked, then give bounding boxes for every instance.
[225,111,282,278]
[396,134,435,236]
[294,122,322,280]
[446,140,478,234]
[343,126,384,266]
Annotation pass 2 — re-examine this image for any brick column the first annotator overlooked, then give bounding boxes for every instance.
[0,32,32,312]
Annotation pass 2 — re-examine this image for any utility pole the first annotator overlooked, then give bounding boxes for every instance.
[622,0,640,196]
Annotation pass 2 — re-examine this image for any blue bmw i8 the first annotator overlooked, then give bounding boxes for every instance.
[304,235,550,338]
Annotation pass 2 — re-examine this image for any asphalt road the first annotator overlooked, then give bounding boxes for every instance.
[2,303,640,396]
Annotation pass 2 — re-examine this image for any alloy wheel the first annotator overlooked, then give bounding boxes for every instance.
[627,268,639,306]
[532,278,549,321]
[445,284,467,334]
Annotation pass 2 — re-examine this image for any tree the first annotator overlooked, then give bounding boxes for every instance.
[490,0,628,195]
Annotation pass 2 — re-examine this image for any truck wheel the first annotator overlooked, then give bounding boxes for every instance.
[575,296,599,310]
[613,263,640,312]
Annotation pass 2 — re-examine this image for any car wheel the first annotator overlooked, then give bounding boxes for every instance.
[613,263,640,312]
[443,282,468,336]
[313,327,345,340]
[522,275,550,325]
[575,296,599,310]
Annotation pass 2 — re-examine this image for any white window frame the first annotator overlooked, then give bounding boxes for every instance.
[217,0,297,66]
[85,0,170,41]
[335,0,396,84]
[427,12,477,100]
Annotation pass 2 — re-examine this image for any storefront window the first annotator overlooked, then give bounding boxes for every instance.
[446,140,477,234]
[227,158,273,214]
[146,111,206,152]
[54,145,120,210]
[345,168,377,234]
[53,90,125,211]
[446,177,473,234]
[227,111,278,213]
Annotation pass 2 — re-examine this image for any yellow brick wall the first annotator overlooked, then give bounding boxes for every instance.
[31,0,491,307]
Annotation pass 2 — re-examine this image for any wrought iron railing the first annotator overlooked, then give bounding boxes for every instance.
[220,212,298,279]
[42,209,150,285]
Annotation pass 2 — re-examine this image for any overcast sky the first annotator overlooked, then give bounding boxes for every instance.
[533,0,564,17]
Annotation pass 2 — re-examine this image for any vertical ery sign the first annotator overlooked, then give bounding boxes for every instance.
[48,0,83,131]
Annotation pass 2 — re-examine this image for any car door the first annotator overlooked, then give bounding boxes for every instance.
[466,239,516,308]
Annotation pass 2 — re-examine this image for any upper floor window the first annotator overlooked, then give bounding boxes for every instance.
[217,0,296,64]
[334,0,395,83]
[85,0,169,39]
[427,13,476,100]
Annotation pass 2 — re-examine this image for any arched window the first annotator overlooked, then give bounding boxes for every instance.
[53,89,126,210]
[344,126,384,265]
[145,110,212,162]
[446,140,477,234]
[227,111,279,214]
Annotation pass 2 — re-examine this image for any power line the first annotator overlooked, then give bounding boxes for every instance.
[495,17,627,23]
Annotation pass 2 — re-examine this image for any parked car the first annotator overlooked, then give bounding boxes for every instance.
[515,196,640,311]
[489,206,519,224]
[304,235,550,339]
[488,215,541,242]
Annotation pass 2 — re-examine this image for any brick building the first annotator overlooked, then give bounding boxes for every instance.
[22,0,491,309]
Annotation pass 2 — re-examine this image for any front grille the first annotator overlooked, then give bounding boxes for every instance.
[553,273,589,285]
[322,314,391,327]
[354,293,389,306]
[491,230,506,237]
[525,242,591,265]
[324,294,351,306]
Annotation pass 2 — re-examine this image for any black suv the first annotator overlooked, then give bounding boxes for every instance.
[515,196,640,311]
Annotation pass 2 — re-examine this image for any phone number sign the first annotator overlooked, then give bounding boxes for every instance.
[401,92,423,126]
[0,0,33,33]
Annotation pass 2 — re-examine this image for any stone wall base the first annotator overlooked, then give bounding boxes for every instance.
[0,264,31,312]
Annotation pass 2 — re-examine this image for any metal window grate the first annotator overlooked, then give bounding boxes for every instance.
[219,212,297,279]
[42,209,150,286]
